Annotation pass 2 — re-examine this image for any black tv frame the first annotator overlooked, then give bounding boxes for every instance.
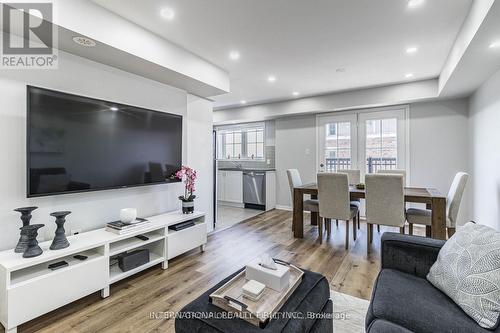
[26,85,183,198]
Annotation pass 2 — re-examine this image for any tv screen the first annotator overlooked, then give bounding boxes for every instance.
[27,86,183,197]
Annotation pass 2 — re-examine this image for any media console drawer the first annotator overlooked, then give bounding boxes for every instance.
[7,257,107,328]
[167,223,207,259]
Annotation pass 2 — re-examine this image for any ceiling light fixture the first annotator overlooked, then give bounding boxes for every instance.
[240,100,247,105]
[405,73,414,78]
[407,0,424,8]
[72,36,96,47]
[110,106,119,111]
[406,46,418,54]
[160,7,175,20]
[489,41,500,49]
[267,75,276,83]
[229,51,240,60]
[292,91,300,97]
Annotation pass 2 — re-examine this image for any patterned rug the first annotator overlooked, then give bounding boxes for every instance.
[331,291,370,333]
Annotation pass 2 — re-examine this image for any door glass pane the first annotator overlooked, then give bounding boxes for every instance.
[324,121,351,172]
[365,118,397,173]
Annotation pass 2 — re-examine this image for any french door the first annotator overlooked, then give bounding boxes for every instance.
[318,108,407,182]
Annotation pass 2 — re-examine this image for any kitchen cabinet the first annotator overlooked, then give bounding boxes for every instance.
[217,170,243,204]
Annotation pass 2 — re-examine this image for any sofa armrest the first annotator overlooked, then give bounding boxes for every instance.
[381,233,446,278]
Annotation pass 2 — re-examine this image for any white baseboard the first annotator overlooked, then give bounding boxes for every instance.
[217,201,245,208]
[275,205,292,211]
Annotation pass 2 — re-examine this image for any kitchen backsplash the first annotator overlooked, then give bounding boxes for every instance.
[218,146,275,169]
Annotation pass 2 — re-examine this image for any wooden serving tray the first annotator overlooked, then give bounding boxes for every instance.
[209,260,304,328]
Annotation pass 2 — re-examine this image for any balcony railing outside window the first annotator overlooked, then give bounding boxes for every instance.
[325,157,397,173]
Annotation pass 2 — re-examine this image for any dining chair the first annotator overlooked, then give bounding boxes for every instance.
[376,169,407,185]
[365,174,406,254]
[337,169,361,230]
[286,169,319,230]
[406,172,469,238]
[317,173,359,248]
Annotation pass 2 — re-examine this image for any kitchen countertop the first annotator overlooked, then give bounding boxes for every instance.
[218,167,276,172]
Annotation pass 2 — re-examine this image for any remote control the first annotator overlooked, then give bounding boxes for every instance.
[135,235,149,241]
[48,261,69,270]
[73,255,88,261]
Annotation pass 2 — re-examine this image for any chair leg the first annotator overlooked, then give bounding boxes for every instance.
[352,215,357,241]
[357,212,360,230]
[377,224,380,233]
[318,218,323,244]
[408,223,413,235]
[369,223,373,244]
[399,227,405,234]
[425,226,432,237]
[345,220,349,250]
[447,227,456,239]
[367,223,371,254]
[311,212,318,226]
[336,219,339,228]
[326,219,331,237]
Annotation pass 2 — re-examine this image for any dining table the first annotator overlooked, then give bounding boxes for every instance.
[293,184,447,240]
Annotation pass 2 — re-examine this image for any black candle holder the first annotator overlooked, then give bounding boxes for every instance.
[13,207,38,253]
[22,224,44,258]
[50,211,71,250]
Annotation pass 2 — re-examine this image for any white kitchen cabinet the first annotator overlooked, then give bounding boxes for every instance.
[217,170,243,204]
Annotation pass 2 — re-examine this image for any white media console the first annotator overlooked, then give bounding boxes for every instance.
[0,210,207,333]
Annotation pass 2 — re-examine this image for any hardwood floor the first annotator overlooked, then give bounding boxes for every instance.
[4,209,424,333]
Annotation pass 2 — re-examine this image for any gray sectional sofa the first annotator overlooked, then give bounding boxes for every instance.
[366,233,500,333]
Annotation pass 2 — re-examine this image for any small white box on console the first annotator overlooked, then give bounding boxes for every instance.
[245,258,290,292]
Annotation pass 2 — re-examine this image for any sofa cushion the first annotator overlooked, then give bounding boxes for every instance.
[369,269,494,333]
[367,319,413,333]
[427,222,500,329]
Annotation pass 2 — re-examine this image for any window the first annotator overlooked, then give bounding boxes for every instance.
[217,124,265,160]
[364,118,397,173]
[318,115,357,172]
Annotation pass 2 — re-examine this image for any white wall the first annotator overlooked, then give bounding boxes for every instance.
[187,95,214,232]
[0,50,192,250]
[469,68,500,230]
[274,99,471,226]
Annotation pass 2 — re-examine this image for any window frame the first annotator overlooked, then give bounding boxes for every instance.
[216,123,266,161]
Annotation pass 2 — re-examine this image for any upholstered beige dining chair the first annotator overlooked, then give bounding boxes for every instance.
[337,169,361,230]
[376,169,407,185]
[406,172,469,238]
[317,173,359,248]
[365,174,406,254]
[286,169,319,230]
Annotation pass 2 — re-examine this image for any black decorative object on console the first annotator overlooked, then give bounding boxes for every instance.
[22,224,44,258]
[50,211,71,250]
[13,206,38,253]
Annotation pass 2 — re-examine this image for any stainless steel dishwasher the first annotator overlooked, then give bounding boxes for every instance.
[243,171,266,210]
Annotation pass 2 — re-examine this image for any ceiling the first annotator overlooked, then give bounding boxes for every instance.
[92,0,472,109]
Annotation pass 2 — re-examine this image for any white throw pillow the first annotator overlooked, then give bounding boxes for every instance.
[427,222,500,329]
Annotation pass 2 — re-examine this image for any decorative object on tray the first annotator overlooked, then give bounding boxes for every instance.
[49,211,71,250]
[209,258,304,328]
[246,256,290,292]
[22,224,45,258]
[355,183,365,190]
[105,218,149,234]
[120,208,137,223]
[13,206,38,253]
[176,166,197,214]
[242,280,266,301]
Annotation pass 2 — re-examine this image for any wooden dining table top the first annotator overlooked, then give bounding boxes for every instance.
[294,183,445,204]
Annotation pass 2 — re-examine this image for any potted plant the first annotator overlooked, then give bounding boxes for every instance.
[176,166,197,214]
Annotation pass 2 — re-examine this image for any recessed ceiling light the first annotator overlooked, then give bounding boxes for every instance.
[160,7,175,20]
[336,68,346,73]
[407,0,424,8]
[240,100,247,105]
[406,46,418,54]
[72,36,96,47]
[292,91,300,96]
[110,106,119,111]
[405,73,414,78]
[229,51,240,60]
[267,75,276,83]
[489,41,500,49]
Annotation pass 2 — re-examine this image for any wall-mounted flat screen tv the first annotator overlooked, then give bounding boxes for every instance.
[27,86,182,197]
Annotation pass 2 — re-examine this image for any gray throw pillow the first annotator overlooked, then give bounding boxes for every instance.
[427,222,500,329]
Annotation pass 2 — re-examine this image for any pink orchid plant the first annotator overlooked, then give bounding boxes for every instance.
[176,166,197,202]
